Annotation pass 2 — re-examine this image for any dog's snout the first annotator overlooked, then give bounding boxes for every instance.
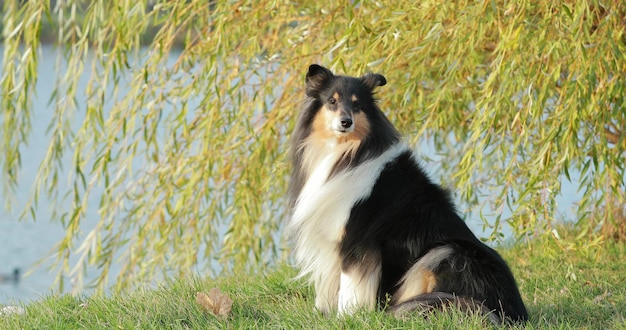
[340,117,353,128]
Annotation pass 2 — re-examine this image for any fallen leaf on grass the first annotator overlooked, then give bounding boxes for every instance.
[196,288,233,318]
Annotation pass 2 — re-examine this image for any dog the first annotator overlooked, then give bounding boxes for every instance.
[287,64,528,324]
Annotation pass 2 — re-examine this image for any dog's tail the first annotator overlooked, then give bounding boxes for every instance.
[387,292,502,325]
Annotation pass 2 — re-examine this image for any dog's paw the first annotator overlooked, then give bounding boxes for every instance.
[315,298,335,316]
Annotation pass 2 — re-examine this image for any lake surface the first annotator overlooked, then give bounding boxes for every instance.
[0,45,582,305]
[0,44,148,304]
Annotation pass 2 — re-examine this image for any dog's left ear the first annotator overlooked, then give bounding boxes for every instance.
[306,64,334,97]
[361,73,387,90]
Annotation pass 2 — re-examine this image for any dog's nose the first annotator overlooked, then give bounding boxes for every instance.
[340,117,353,128]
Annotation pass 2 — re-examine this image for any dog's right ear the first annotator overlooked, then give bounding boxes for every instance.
[361,72,387,90]
[306,64,334,97]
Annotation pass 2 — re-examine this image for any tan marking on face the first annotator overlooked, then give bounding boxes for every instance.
[310,104,369,143]
[351,94,358,102]
[298,106,338,177]
[333,92,340,101]
[311,105,334,139]
[300,103,371,176]
[341,111,369,143]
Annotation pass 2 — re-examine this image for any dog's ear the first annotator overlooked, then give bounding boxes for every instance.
[361,73,387,90]
[306,64,334,97]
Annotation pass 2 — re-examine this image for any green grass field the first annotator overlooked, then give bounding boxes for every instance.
[1,233,624,329]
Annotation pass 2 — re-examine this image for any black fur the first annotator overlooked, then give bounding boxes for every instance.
[342,151,528,322]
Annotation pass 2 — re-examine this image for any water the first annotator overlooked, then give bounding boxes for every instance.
[0,44,142,304]
[0,44,88,304]
[0,45,583,305]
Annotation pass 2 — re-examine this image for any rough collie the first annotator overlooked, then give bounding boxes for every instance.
[287,64,528,324]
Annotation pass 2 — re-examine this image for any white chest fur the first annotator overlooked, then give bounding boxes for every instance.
[290,142,408,275]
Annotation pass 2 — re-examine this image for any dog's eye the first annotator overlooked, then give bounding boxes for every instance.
[352,100,359,107]
[328,97,337,105]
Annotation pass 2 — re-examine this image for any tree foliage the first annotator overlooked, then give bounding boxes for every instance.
[1,0,624,292]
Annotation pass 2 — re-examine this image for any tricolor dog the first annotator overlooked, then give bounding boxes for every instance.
[287,64,528,324]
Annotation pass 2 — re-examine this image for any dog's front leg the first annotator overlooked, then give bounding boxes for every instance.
[314,273,340,315]
[312,254,341,315]
[337,259,382,315]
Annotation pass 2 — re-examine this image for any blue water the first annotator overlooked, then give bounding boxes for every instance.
[0,45,583,305]
[1,44,138,304]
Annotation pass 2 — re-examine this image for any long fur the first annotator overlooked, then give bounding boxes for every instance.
[287,64,528,324]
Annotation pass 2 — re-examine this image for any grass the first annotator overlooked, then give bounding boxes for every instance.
[1,234,625,329]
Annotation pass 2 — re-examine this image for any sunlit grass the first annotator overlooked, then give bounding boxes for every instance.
[1,235,625,329]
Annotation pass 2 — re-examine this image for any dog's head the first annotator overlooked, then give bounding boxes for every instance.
[305,64,386,141]
[289,64,398,198]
